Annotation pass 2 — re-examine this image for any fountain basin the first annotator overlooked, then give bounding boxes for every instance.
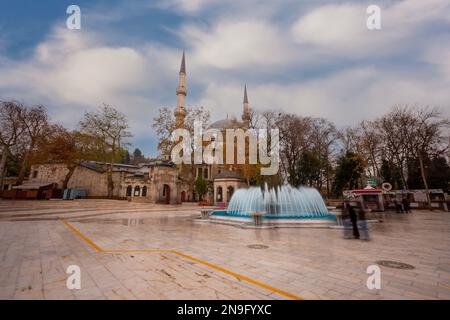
[206,210,337,228]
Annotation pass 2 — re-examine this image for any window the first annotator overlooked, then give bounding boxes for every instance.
[32,171,38,178]
[216,187,223,202]
[134,186,141,197]
[197,168,203,179]
[126,185,132,197]
[142,186,147,197]
[227,186,234,202]
[203,168,208,179]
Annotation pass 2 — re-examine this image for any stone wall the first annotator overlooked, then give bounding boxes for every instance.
[29,164,124,198]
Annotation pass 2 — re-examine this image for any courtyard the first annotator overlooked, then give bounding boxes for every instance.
[0,199,449,300]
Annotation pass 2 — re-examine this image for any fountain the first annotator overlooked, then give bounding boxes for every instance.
[208,184,336,227]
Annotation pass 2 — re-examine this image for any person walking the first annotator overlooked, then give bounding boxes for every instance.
[346,202,360,239]
[402,197,411,213]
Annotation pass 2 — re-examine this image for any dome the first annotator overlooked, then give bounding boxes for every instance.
[214,171,244,181]
[209,118,244,130]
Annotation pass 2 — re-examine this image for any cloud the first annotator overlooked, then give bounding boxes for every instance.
[291,0,450,58]
[0,0,449,155]
[182,19,293,70]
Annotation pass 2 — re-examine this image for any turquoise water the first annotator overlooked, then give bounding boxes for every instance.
[211,210,336,220]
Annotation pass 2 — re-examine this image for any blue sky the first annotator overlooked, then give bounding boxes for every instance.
[0,0,449,156]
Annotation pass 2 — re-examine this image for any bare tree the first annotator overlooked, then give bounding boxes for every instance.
[79,104,132,198]
[16,105,49,185]
[0,101,26,189]
[409,107,449,207]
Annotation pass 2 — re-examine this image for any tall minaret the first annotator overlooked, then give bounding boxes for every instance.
[175,51,187,128]
[242,85,250,127]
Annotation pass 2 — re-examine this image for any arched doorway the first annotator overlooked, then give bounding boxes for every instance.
[126,185,132,197]
[216,186,223,202]
[181,191,186,202]
[163,184,171,204]
[227,186,234,202]
[134,186,141,197]
[142,186,147,197]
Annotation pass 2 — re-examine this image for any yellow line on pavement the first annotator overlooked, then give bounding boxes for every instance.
[105,249,172,253]
[61,220,104,252]
[171,250,303,300]
[61,220,302,300]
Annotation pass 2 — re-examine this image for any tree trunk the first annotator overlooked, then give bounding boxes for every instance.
[62,165,76,190]
[17,151,30,185]
[0,147,9,191]
[418,153,431,209]
[107,164,114,198]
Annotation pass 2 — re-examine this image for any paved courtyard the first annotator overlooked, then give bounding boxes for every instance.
[0,199,449,300]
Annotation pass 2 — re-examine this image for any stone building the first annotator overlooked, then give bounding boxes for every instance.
[27,159,185,204]
[17,51,251,205]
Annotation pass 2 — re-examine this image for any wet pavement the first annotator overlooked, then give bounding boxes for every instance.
[0,199,450,300]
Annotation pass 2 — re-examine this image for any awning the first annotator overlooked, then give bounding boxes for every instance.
[12,183,54,190]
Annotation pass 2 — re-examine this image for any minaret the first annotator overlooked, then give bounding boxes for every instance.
[175,51,187,128]
[242,85,250,127]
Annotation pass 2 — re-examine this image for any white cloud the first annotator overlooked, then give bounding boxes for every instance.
[0,0,449,155]
[291,0,450,57]
[182,19,293,70]
[196,66,450,126]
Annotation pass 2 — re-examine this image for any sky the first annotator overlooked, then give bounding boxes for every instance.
[0,0,449,157]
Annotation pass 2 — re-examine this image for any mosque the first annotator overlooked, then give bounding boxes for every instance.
[22,52,250,205]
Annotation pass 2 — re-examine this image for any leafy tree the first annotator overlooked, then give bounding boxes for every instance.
[195,175,208,201]
[121,150,131,164]
[428,156,450,192]
[290,150,321,187]
[132,148,146,164]
[332,151,365,197]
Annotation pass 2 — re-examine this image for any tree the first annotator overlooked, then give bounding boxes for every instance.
[79,104,132,198]
[0,101,26,189]
[121,150,131,164]
[290,150,321,187]
[409,107,449,207]
[195,175,207,201]
[16,105,49,185]
[131,148,145,164]
[428,156,450,193]
[152,106,211,156]
[333,151,365,197]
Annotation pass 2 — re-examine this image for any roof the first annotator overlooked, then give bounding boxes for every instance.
[209,118,244,130]
[214,171,244,180]
[351,189,383,194]
[243,85,248,104]
[180,50,186,74]
[13,183,53,190]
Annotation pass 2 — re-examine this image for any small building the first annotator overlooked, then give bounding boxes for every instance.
[348,187,385,212]
[213,171,247,207]
[10,182,58,200]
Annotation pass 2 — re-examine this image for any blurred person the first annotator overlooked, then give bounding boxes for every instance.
[402,197,411,213]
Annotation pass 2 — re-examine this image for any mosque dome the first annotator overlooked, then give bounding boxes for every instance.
[209,118,245,130]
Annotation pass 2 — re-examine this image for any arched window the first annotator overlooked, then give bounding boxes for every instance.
[216,186,223,202]
[227,186,234,202]
[126,185,132,197]
[134,186,141,197]
[142,186,147,197]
